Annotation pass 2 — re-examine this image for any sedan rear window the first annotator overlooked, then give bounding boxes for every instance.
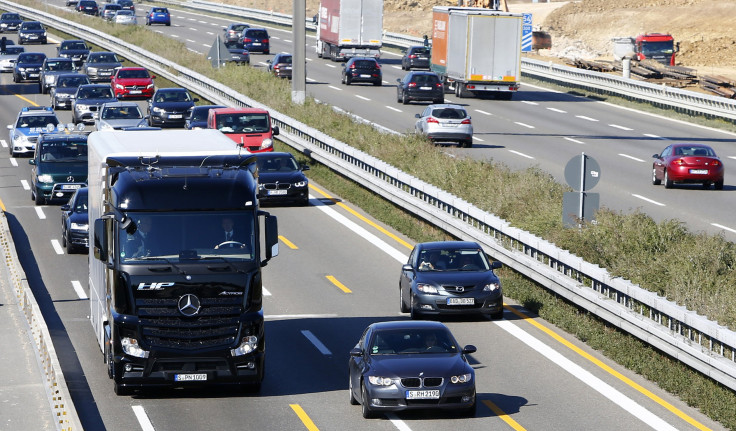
[432,108,467,119]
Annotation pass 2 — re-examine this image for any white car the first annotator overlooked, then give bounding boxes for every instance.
[414,104,473,148]
[0,45,24,72]
[112,10,137,25]
[95,101,146,131]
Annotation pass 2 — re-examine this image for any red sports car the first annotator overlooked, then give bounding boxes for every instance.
[110,67,155,99]
[652,143,724,190]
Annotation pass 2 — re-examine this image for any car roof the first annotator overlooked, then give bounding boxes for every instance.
[57,72,88,79]
[192,104,226,111]
[38,133,88,142]
[428,103,467,110]
[417,241,482,251]
[211,107,268,114]
[62,39,87,44]
[101,101,139,108]
[18,107,56,117]
[118,66,146,71]
[407,71,438,76]
[156,87,188,93]
[79,84,113,89]
[369,320,449,332]
[253,151,294,158]
[45,57,72,62]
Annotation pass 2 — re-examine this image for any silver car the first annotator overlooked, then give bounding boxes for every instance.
[95,101,146,130]
[0,45,24,72]
[414,104,473,148]
[112,10,137,25]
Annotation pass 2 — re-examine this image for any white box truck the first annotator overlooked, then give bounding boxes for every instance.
[315,0,383,61]
[88,129,279,395]
[430,6,523,99]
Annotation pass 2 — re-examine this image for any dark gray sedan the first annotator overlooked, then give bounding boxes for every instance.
[71,84,117,124]
[81,51,122,82]
[50,73,90,110]
[399,241,503,319]
[348,320,476,418]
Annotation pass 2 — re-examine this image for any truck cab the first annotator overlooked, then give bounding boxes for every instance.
[635,33,679,66]
[207,107,278,153]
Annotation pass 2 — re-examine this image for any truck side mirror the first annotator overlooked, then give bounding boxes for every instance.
[675,42,680,52]
[93,218,108,262]
[262,214,278,265]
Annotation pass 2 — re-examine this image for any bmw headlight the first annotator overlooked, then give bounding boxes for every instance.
[417,283,438,294]
[294,181,307,188]
[483,282,501,292]
[37,174,54,183]
[450,373,472,384]
[367,376,393,386]
[121,337,149,358]
[76,104,89,111]
[231,335,258,356]
[260,138,273,150]
[70,222,89,231]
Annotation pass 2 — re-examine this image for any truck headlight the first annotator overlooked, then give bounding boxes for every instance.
[121,337,149,358]
[37,174,54,183]
[231,335,258,356]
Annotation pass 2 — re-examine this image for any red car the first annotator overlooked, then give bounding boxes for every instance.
[110,67,155,99]
[652,143,724,190]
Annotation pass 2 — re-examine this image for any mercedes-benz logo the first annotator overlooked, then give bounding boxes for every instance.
[178,294,201,316]
[456,286,465,293]
[67,176,75,182]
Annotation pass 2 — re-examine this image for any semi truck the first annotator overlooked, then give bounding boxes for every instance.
[315,0,383,61]
[634,33,678,66]
[430,6,523,99]
[88,129,279,395]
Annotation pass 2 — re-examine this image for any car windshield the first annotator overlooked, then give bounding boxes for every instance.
[22,22,43,30]
[256,155,299,172]
[410,47,429,55]
[118,69,149,79]
[116,10,133,16]
[58,76,89,87]
[369,328,457,355]
[101,105,142,119]
[20,54,45,63]
[431,108,467,119]
[17,115,59,128]
[45,61,74,71]
[215,113,270,133]
[3,14,20,20]
[246,30,268,38]
[73,192,88,213]
[155,91,192,103]
[353,60,377,68]
[417,248,489,272]
[89,54,117,63]
[39,141,87,162]
[119,211,256,263]
[191,107,220,122]
[152,7,167,12]
[63,42,88,50]
[278,55,293,64]
[231,24,248,31]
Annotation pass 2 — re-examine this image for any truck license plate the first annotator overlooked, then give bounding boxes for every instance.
[406,390,440,399]
[447,297,474,305]
[175,373,207,381]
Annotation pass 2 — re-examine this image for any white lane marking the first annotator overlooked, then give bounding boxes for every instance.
[644,134,666,139]
[301,330,332,356]
[21,179,30,190]
[188,27,197,31]
[35,207,46,219]
[496,320,678,431]
[385,106,402,113]
[386,413,412,431]
[521,100,538,105]
[0,138,7,148]
[132,406,156,431]
[197,20,207,24]
[328,85,342,91]
[474,109,492,116]
[619,154,645,162]
[355,95,370,101]
[609,124,633,131]
[576,115,599,122]
[391,65,402,70]
[472,136,484,142]
[266,314,339,320]
[201,43,209,47]
[171,34,179,38]
[272,36,280,40]
[71,280,88,300]
[324,63,337,68]
[262,287,271,296]
[51,239,64,255]
[283,39,292,43]
[547,107,567,113]
[312,198,407,263]
[186,39,195,43]
[564,137,584,144]
[10,158,17,167]
[515,122,535,129]
[729,156,736,161]
[712,223,736,234]
[632,194,665,206]
[307,77,316,82]
[206,31,213,35]
[509,150,534,159]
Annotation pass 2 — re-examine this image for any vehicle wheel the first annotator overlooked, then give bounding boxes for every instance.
[345,76,351,85]
[460,399,477,418]
[361,382,375,419]
[491,307,503,320]
[402,92,409,105]
[664,170,673,189]
[409,293,419,320]
[400,286,409,313]
[462,140,473,148]
[264,50,270,55]
[702,181,712,189]
[34,188,44,205]
[433,97,444,104]
[17,39,23,45]
[13,73,18,83]
[166,23,170,26]
[373,79,381,86]
[715,179,724,190]
[67,240,79,254]
[349,377,359,405]
[61,231,67,248]
[652,167,661,185]
[39,83,45,94]
[397,91,402,103]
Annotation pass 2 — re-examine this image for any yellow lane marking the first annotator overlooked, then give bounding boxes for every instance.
[0,198,5,212]
[279,235,298,249]
[14,94,39,106]
[482,400,527,430]
[504,304,712,431]
[326,275,351,293]
[289,404,319,431]
[308,184,413,250]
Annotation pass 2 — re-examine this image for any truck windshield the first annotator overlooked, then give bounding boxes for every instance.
[119,211,255,263]
[641,40,674,55]
[39,141,87,162]
[216,113,270,134]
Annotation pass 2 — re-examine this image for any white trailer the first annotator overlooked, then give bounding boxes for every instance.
[316,0,383,61]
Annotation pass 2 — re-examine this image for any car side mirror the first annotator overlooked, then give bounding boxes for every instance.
[193,98,199,103]
[396,78,401,83]
[491,261,502,270]
[349,348,363,357]
[61,204,70,211]
[415,114,421,118]
[29,159,35,165]
[301,164,310,171]
[402,264,413,271]
[462,345,477,354]
[271,125,279,136]
[652,154,659,158]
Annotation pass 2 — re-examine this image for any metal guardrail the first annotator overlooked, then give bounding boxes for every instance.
[3,0,736,414]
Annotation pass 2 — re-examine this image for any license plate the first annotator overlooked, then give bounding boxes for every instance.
[174,373,207,382]
[690,169,708,174]
[169,114,182,119]
[129,90,141,94]
[100,72,111,75]
[447,297,474,305]
[29,73,39,77]
[360,74,371,78]
[268,189,287,195]
[406,390,440,400]
[252,43,261,46]
[30,36,38,39]
[419,86,432,90]
[444,123,459,127]
[61,184,81,190]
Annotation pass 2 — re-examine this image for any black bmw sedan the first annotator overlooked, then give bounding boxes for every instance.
[399,241,504,319]
[253,152,309,206]
[348,320,476,418]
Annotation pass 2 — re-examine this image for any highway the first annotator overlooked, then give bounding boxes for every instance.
[0,2,729,430]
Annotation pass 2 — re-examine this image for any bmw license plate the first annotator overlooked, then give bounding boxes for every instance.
[690,169,708,174]
[175,373,207,382]
[268,189,287,195]
[447,297,474,305]
[406,390,440,400]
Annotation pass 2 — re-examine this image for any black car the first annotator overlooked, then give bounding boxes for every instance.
[81,51,122,82]
[399,241,503,319]
[57,39,90,67]
[61,187,89,253]
[348,320,477,418]
[266,53,292,79]
[341,57,381,86]
[185,104,225,130]
[253,152,309,206]
[99,3,122,20]
[0,12,23,33]
[39,57,76,94]
[116,0,135,11]
[396,71,444,105]
[223,23,250,43]
[50,73,90,110]
[13,52,46,83]
[223,41,250,65]
[401,45,431,70]
[147,88,199,127]
[17,21,47,45]
[29,132,88,205]
[76,0,99,15]
[239,28,269,54]
[71,83,117,124]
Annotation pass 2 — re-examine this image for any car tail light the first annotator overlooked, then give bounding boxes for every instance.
[435,83,443,88]
[427,117,439,123]
[350,64,356,69]
[262,39,269,44]
[243,38,252,43]
[711,160,721,166]
[407,82,417,88]
[674,158,686,166]
[461,119,471,124]
[409,54,417,59]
